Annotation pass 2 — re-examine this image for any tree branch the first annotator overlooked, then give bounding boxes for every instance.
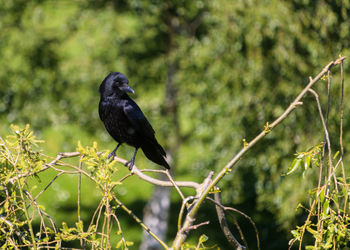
[308,89,337,190]
[112,156,201,191]
[213,192,246,250]
[171,57,346,249]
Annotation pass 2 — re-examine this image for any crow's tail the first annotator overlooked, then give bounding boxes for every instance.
[141,140,170,169]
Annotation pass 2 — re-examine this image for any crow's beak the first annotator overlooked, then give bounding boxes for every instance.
[119,85,135,94]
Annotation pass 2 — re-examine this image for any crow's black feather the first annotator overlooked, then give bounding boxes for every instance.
[99,72,170,169]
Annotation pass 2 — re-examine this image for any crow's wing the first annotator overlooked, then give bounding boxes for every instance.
[123,98,168,166]
[123,99,156,140]
[98,100,111,122]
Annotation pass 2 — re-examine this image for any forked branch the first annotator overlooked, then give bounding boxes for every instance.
[171,56,346,249]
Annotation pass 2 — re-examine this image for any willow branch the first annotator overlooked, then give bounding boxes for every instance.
[308,89,337,191]
[9,151,201,192]
[7,152,80,184]
[113,156,201,191]
[178,196,196,231]
[172,57,346,249]
[165,169,185,200]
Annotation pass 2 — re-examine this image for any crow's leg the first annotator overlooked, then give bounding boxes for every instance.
[125,147,139,170]
[107,143,121,159]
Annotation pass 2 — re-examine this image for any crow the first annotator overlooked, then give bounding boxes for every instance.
[98,72,170,170]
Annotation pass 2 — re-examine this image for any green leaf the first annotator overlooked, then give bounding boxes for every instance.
[304,155,311,170]
[125,241,134,246]
[333,151,340,160]
[61,222,68,232]
[305,246,315,250]
[337,177,345,183]
[323,199,330,216]
[37,205,46,211]
[306,225,318,236]
[116,239,123,249]
[76,220,83,232]
[199,234,208,244]
[333,192,339,208]
[319,186,325,204]
[284,158,302,176]
[291,229,300,239]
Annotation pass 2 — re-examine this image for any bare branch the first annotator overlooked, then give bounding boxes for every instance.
[178,196,197,231]
[179,221,210,234]
[171,57,347,250]
[165,169,185,200]
[308,89,337,190]
[339,60,348,214]
[213,192,246,250]
[113,156,201,190]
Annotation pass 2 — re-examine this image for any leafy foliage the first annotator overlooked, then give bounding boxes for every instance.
[284,143,323,176]
[0,125,133,249]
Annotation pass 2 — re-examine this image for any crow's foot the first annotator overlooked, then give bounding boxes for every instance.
[107,152,116,160]
[124,161,134,171]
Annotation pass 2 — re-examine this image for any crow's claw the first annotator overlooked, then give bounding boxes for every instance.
[124,161,134,171]
[107,152,115,160]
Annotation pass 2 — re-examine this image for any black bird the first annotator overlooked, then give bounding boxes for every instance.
[99,72,170,170]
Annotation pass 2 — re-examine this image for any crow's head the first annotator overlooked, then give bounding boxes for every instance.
[100,72,135,96]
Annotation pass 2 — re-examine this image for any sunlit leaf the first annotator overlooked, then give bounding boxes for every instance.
[319,186,325,204]
[199,234,209,243]
[333,151,340,160]
[284,158,302,176]
[116,239,123,249]
[322,199,330,217]
[304,155,311,170]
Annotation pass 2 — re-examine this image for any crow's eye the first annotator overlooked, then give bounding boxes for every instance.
[113,80,121,87]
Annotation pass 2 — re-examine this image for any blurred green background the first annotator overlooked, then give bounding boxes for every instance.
[1,0,349,249]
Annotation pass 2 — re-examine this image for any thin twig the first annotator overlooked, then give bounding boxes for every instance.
[325,71,338,193]
[32,173,62,203]
[206,196,260,249]
[117,172,133,183]
[111,194,169,249]
[24,189,57,229]
[213,192,246,249]
[24,190,49,244]
[101,199,107,248]
[105,187,112,249]
[95,200,104,239]
[308,89,337,190]
[14,136,37,249]
[178,196,197,231]
[179,221,210,234]
[111,213,128,249]
[165,169,185,200]
[295,199,317,250]
[339,60,348,214]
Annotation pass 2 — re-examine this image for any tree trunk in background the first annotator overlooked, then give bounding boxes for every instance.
[140,4,203,247]
[140,59,180,249]
[140,184,171,250]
